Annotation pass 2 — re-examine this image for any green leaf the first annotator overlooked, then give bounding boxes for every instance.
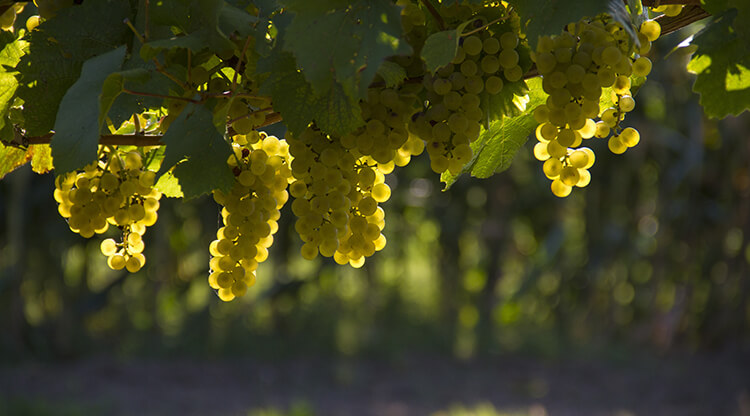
[701,0,750,43]
[512,0,612,50]
[376,60,408,89]
[441,77,547,189]
[51,46,127,175]
[158,103,234,199]
[0,141,31,180]
[312,81,363,137]
[257,50,317,135]
[0,31,24,133]
[30,144,54,174]
[145,0,257,57]
[100,67,151,126]
[421,29,460,74]
[281,0,410,99]
[16,0,133,136]
[420,20,474,74]
[155,170,184,198]
[687,12,750,119]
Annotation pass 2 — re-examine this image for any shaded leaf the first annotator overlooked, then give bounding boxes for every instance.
[158,103,234,199]
[281,0,409,99]
[17,0,132,136]
[687,11,750,118]
[512,0,611,50]
[51,46,127,174]
[376,60,408,88]
[257,50,317,135]
[421,29,460,74]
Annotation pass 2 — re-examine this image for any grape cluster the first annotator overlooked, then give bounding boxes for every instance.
[287,127,389,268]
[530,16,660,197]
[410,10,524,174]
[54,148,161,272]
[342,87,425,168]
[208,133,293,302]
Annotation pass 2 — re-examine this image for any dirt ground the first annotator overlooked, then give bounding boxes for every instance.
[1,350,749,416]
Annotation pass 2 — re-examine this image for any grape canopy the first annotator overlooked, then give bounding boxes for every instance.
[0,0,746,301]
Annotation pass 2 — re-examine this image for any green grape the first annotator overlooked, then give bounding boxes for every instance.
[551,179,572,197]
[608,135,627,154]
[483,37,500,54]
[632,57,652,77]
[620,127,640,147]
[462,35,483,55]
[640,20,661,42]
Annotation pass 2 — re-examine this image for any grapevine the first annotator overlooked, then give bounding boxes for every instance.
[0,0,740,302]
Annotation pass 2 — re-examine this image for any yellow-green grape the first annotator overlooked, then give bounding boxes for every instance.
[286,126,390,268]
[531,13,654,197]
[640,20,661,42]
[209,133,292,301]
[26,15,41,32]
[53,146,162,272]
[413,10,523,175]
[551,179,572,197]
[620,127,640,147]
[632,57,652,77]
[653,4,683,17]
[608,135,628,154]
[618,95,635,112]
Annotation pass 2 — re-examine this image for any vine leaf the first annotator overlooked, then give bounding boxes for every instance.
[700,0,750,44]
[257,50,317,135]
[421,21,473,74]
[441,77,547,189]
[281,0,409,99]
[512,0,612,50]
[16,0,132,137]
[144,0,257,58]
[0,31,24,141]
[687,11,750,119]
[421,29,460,74]
[376,61,408,88]
[0,141,30,180]
[258,49,364,136]
[312,81,363,137]
[30,144,54,174]
[157,103,234,199]
[155,170,184,198]
[51,46,127,175]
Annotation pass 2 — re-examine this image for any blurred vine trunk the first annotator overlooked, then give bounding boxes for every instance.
[4,167,31,356]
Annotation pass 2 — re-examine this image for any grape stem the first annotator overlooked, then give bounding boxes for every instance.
[122,89,201,103]
[420,0,445,31]
[231,36,253,92]
[460,10,513,37]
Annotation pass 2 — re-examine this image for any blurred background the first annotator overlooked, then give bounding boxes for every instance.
[1,17,749,416]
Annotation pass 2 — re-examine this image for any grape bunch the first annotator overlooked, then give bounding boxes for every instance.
[54,148,161,272]
[208,133,293,302]
[341,86,425,168]
[530,16,660,197]
[287,127,389,268]
[410,7,525,175]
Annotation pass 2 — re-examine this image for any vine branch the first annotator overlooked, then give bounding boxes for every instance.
[420,0,445,31]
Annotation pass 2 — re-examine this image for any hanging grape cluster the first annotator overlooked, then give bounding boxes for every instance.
[410,3,525,175]
[530,16,661,197]
[54,148,161,272]
[286,127,390,268]
[208,133,293,301]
